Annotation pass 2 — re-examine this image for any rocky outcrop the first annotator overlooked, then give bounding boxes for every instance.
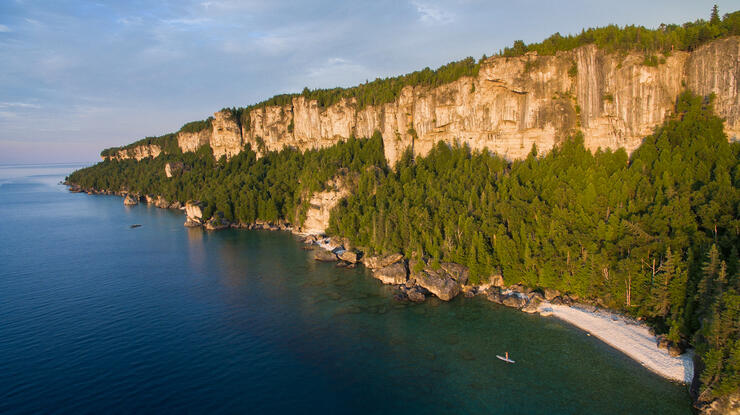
[372,262,408,285]
[411,263,470,301]
[109,144,161,161]
[362,253,404,269]
[154,196,170,209]
[696,391,740,415]
[104,37,740,165]
[204,213,230,230]
[302,175,352,234]
[184,201,204,227]
[338,250,360,264]
[164,162,185,178]
[123,194,139,206]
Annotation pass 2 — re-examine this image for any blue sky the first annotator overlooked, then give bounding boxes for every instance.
[0,0,733,163]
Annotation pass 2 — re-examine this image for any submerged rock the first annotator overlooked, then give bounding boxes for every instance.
[314,250,339,262]
[405,287,427,303]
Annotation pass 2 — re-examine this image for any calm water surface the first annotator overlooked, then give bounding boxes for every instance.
[0,164,693,414]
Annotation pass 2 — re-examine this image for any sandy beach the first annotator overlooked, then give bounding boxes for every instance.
[538,303,694,383]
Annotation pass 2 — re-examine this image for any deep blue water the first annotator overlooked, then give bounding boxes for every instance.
[0,164,693,414]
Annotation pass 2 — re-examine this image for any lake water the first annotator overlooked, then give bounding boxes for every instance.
[0,164,693,414]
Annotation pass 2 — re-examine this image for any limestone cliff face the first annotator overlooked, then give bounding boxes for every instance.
[210,110,243,159]
[177,129,211,153]
[109,144,162,161]
[301,176,351,235]
[108,37,740,164]
[686,37,740,139]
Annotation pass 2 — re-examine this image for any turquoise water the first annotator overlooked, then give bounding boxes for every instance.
[0,164,693,414]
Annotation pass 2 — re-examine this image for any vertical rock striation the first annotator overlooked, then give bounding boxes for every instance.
[107,37,740,165]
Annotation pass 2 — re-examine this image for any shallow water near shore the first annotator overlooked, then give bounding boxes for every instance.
[0,164,693,414]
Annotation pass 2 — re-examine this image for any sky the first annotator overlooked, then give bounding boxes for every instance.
[0,0,734,163]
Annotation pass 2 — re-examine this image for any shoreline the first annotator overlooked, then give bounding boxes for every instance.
[538,303,694,383]
[69,184,695,385]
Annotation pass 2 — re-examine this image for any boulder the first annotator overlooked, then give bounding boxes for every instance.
[372,262,408,285]
[502,294,527,309]
[393,293,408,302]
[485,287,504,304]
[123,194,139,206]
[362,253,404,269]
[303,235,318,244]
[314,250,338,262]
[522,296,544,313]
[169,201,183,209]
[529,291,545,302]
[154,196,169,209]
[414,268,461,301]
[544,288,561,301]
[204,214,230,230]
[406,287,426,302]
[509,284,532,294]
[461,285,478,298]
[339,250,360,264]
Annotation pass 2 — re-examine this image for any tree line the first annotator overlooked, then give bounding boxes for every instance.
[501,7,739,57]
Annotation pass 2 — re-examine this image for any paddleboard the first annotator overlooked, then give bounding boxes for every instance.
[496,355,515,363]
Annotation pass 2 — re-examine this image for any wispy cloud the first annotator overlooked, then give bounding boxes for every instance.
[412,1,454,25]
[161,17,212,28]
[0,24,12,33]
[117,16,143,26]
[0,102,42,109]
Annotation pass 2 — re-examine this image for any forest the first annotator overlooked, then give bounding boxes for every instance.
[69,91,738,401]
[501,8,740,57]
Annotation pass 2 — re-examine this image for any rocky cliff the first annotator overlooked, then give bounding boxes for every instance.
[108,144,162,161]
[301,176,352,235]
[108,37,740,164]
